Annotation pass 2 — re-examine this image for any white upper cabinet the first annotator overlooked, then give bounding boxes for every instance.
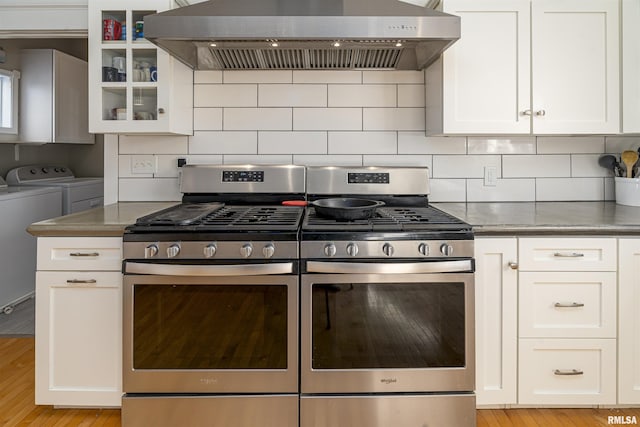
[622,0,640,133]
[88,0,193,135]
[427,0,620,135]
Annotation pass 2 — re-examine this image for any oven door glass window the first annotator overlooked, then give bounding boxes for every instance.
[133,284,288,370]
[311,282,465,369]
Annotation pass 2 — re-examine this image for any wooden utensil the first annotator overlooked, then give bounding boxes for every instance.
[621,150,639,178]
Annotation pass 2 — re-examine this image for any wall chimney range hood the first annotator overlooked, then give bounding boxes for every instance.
[144,0,460,70]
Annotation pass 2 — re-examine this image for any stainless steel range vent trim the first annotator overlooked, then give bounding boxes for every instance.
[144,0,460,70]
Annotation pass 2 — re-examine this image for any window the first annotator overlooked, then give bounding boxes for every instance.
[0,69,19,134]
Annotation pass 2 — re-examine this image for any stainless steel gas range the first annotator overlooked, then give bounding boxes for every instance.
[120,164,475,427]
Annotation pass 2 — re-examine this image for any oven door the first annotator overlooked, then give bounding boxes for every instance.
[123,261,298,394]
[301,260,474,394]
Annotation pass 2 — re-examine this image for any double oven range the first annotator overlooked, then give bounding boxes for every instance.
[122,164,476,427]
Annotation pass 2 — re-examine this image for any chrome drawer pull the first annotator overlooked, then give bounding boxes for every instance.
[66,279,97,284]
[553,252,585,258]
[69,252,100,257]
[553,369,584,376]
[508,262,519,270]
[554,302,585,308]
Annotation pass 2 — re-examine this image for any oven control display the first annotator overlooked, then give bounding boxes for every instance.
[222,170,264,182]
[348,172,390,184]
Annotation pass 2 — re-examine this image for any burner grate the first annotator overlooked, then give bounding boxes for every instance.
[200,206,303,230]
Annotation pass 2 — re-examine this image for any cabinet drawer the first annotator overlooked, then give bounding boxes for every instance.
[518,339,616,405]
[37,237,122,271]
[519,272,616,338]
[518,238,616,271]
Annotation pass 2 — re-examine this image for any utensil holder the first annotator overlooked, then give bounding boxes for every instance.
[615,177,640,206]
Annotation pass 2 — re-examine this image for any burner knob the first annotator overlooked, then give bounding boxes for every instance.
[418,243,429,256]
[144,244,159,258]
[346,243,359,257]
[262,244,276,259]
[440,243,454,256]
[167,244,181,258]
[382,243,394,257]
[323,243,337,257]
[240,243,253,258]
[204,244,217,258]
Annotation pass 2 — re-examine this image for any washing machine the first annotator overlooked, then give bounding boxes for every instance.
[6,165,103,215]
[0,176,62,314]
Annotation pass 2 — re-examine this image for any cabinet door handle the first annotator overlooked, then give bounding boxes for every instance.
[69,252,100,257]
[554,302,585,308]
[553,369,583,376]
[508,262,519,270]
[553,252,584,258]
[66,279,97,284]
[520,109,532,116]
[535,109,546,116]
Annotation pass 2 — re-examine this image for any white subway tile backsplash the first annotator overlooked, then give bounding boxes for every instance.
[363,155,431,167]
[397,85,425,107]
[467,179,536,202]
[223,70,292,83]
[194,85,257,107]
[605,136,640,154]
[258,132,327,154]
[468,137,536,154]
[184,155,223,165]
[293,70,362,84]
[363,70,424,84]
[432,155,501,179]
[363,108,424,131]
[328,132,397,154]
[222,155,293,164]
[193,108,223,131]
[119,178,181,201]
[155,155,181,178]
[259,85,327,107]
[503,155,569,178]
[293,108,362,131]
[572,154,610,177]
[119,135,188,155]
[398,134,466,155]
[292,154,362,166]
[428,179,466,202]
[328,85,396,107]
[224,108,292,130]
[604,177,615,201]
[194,71,222,84]
[536,178,604,201]
[189,131,257,154]
[537,136,605,154]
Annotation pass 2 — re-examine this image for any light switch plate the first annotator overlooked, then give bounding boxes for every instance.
[484,166,498,186]
[131,155,156,174]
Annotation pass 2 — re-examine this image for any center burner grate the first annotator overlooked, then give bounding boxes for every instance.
[199,206,303,230]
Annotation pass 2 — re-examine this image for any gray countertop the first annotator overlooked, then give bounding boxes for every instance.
[433,202,640,235]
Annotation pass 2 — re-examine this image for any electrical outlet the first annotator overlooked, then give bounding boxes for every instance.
[484,166,498,186]
[131,155,156,174]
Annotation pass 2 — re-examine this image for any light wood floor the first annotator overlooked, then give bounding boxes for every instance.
[2,337,639,426]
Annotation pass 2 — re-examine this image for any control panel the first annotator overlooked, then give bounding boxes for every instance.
[222,170,264,182]
[347,172,390,184]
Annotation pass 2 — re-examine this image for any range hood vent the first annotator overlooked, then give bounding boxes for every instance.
[144,0,460,70]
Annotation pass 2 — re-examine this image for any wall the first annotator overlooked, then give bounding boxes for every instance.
[110,69,640,203]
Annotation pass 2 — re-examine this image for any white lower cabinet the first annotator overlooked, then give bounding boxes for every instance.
[618,239,640,404]
[35,237,123,407]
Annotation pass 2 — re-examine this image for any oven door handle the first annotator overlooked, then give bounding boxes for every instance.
[124,261,294,276]
[306,260,473,274]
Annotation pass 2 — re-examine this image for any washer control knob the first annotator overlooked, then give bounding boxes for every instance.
[203,244,217,258]
[262,243,276,258]
[346,243,359,257]
[240,243,253,258]
[324,243,337,257]
[440,243,454,256]
[41,167,49,174]
[30,168,37,175]
[418,243,430,256]
[382,243,394,257]
[167,244,181,258]
[144,244,159,258]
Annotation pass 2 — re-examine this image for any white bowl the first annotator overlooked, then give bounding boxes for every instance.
[615,177,640,206]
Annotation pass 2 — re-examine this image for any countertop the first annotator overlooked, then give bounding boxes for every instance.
[27,201,640,237]
[27,202,177,237]
[433,201,640,235]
